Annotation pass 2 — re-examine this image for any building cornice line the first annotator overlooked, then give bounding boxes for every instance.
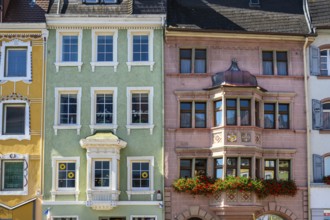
[0,198,37,210]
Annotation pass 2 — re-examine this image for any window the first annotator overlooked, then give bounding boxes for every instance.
[240,99,251,126]
[90,87,118,134]
[262,51,288,75]
[127,30,154,72]
[52,217,78,220]
[255,101,260,127]
[84,0,117,3]
[214,100,222,127]
[214,158,223,179]
[0,40,32,81]
[323,102,330,129]
[264,159,291,180]
[91,30,118,72]
[0,153,28,195]
[179,158,207,178]
[51,157,80,199]
[179,49,207,73]
[180,101,207,128]
[55,30,82,72]
[54,88,82,135]
[127,156,154,200]
[93,160,110,188]
[126,87,154,135]
[0,101,30,140]
[226,99,237,125]
[131,217,156,220]
[320,49,330,75]
[99,218,125,220]
[226,157,251,177]
[264,103,290,129]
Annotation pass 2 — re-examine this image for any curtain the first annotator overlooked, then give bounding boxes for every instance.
[180,60,191,73]
[277,62,287,75]
[195,60,206,73]
[263,61,273,75]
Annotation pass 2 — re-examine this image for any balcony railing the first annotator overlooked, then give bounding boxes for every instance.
[86,190,120,210]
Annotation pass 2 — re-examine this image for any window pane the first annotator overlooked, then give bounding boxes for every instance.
[180,49,192,73]
[264,159,276,179]
[325,157,330,176]
[94,160,110,187]
[62,36,78,62]
[6,48,27,77]
[226,158,237,177]
[240,158,251,178]
[194,49,206,73]
[195,102,206,128]
[264,103,275,128]
[3,105,25,134]
[214,158,223,179]
[97,35,113,62]
[131,93,149,124]
[195,159,207,176]
[278,104,289,129]
[96,94,113,124]
[262,51,273,75]
[180,102,192,128]
[132,162,150,188]
[279,160,290,180]
[58,162,76,188]
[3,161,24,190]
[240,99,250,126]
[133,35,149,62]
[214,100,222,126]
[60,94,77,124]
[180,159,192,178]
[226,99,237,125]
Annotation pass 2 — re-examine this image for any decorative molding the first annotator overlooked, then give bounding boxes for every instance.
[0,33,43,40]
[0,93,29,102]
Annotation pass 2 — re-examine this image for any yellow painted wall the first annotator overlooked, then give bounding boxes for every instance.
[0,31,45,220]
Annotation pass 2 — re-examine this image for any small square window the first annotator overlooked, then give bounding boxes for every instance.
[132,162,150,188]
[58,162,76,189]
[180,101,207,128]
[2,161,24,191]
[179,48,206,73]
[3,104,26,135]
[179,158,207,178]
[262,51,288,76]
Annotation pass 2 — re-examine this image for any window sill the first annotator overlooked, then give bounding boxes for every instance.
[0,190,28,195]
[90,62,119,72]
[167,73,212,78]
[310,183,330,187]
[126,61,155,72]
[51,190,80,201]
[126,190,155,201]
[89,124,118,134]
[126,124,154,135]
[53,124,82,135]
[317,76,330,79]
[54,62,83,72]
[319,130,330,134]
[0,77,32,83]
[0,134,31,141]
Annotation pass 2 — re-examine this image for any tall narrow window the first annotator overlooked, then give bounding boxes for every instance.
[180,159,192,178]
[240,99,251,126]
[262,51,273,75]
[214,100,222,127]
[226,99,237,125]
[62,36,78,62]
[279,160,290,180]
[256,159,261,179]
[132,93,149,124]
[325,156,330,176]
[194,49,206,73]
[320,49,330,76]
[96,94,113,124]
[180,49,192,73]
[214,158,223,179]
[180,102,192,128]
[97,35,113,62]
[2,161,24,190]
[264,103,275,128]
[277,52,288,75]
[5,48,27,77]
[133,35,149,62]
[255,101,260,127]
[195,159,207,176]
[58,162,76,189]
[94,160,110,188]
[132,162,150,188]
[264,160,276,179]
[323,102,330,129]
[278,104,289,129]
[195,102,206,128]
[3,104,25,135]
[226,158,237,177]
[240,158,251,178]
[60,94,77,124]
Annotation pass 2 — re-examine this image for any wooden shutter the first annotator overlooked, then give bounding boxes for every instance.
[313,154,324,183]
[312,99,323,130]
[310,46,320,76]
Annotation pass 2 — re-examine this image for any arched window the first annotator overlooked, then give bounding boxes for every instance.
[257,214,285,220]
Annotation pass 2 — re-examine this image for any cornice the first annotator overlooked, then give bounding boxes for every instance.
[0,33,44,41]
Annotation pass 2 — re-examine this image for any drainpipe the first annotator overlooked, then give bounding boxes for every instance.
[303,36,311,220]
[161,14,165,220]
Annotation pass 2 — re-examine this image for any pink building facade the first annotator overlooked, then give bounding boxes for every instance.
[164,32,309,220]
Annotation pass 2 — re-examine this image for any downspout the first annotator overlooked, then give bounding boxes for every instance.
[303,36,311,220]
[161,14,165,220]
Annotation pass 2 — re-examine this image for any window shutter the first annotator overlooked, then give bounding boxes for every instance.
[310,46,320,76]
[313,154,324,183]
[312,99,323,130]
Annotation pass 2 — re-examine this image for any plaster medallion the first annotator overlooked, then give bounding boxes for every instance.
[227,132,237,143]
[241,132,251,142]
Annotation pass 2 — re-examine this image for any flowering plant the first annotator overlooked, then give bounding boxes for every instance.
[173,175,298,198]
[323,176,330,185]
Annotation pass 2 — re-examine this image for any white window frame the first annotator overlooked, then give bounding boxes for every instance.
[55,29,83,72]
[130,216,157,220]
[126,29,154,72]
[52,216,79,220]
[0,153,28,195]
[51,156,80,201]
[90,87,118,134]
[92,159,112,190]
[126,156,154,201]
[53,87,82,135]
[90,29,118,72]
[0,39,32,82]
[126,87,154,135]
[0,100,30,140]
[320,49,330,76]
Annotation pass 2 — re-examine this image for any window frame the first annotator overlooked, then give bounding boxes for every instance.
[130,216,157,220]
[51,157,80,200]
[52,216,79,220]
[126,87,154,135]
[214,100,223,127]
[91,29,118,72]
[90,87,118,134]
[264,102,291,129]
[262,50,288,76]
[55,29,83,72]
[226,99,237,125]
[0,153,29,195]
[263,159,292,181]
[320,49,330,76]
[92,159,112,190]
[0,100,30,141]
[126,156,154,200]
[0,39,32,82]
[179,48,207,74]
[54,87,82,135]
[179,158,208,178]
[214,158,223,179]
[240,99,251,126]
[179,101,207,128]
[126,30,154,72]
